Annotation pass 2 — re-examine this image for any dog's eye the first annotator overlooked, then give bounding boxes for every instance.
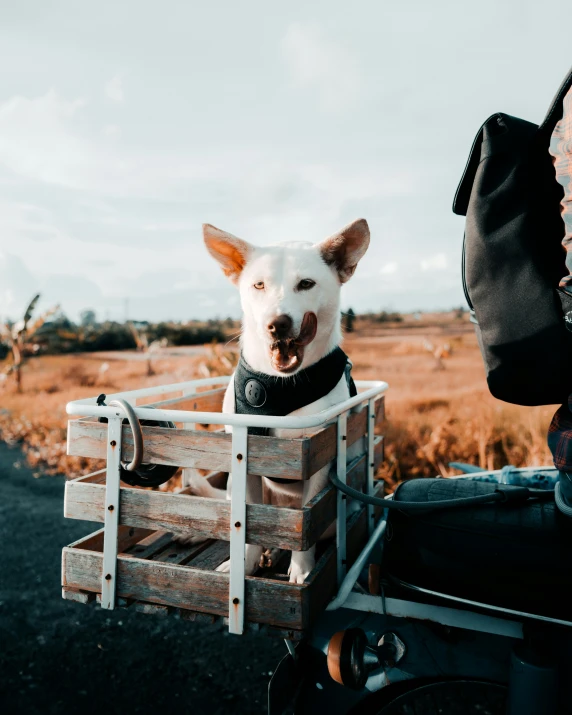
[253,281,265,290]
[297,279,316,291]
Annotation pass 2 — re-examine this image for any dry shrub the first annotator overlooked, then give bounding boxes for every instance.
[391,341,428,356]
[197,342,239,378]
[412,398,450,413]
[377,396,553,491]
[60,362,99,387]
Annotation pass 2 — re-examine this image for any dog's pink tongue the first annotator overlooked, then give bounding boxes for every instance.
[270,313,317,373]
[274,353,299,370]
[271,341,300,372]
[295,312,317,347]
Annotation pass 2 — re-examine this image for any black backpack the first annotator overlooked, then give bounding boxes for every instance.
[453,66,572,406]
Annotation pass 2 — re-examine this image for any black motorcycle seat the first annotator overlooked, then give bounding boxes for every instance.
[383,478,572,621]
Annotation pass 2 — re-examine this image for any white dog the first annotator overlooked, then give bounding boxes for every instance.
[203,218,370,583]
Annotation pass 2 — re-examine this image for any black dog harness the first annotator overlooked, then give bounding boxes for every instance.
[234,347,356,483]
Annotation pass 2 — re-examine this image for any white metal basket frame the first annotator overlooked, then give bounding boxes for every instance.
[66,376,389,635]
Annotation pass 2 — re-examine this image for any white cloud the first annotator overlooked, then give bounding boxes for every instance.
[199,296,217,308]
[281,23,363,110]
[0,91,90,187]
[420,253,448,271]
[0,252,37,318]
[102,124,121,138]
[380,261,398,275]
[104,75,124,103]
[0,90,236,197]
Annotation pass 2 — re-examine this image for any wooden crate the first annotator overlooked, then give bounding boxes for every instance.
[63,386,385,633]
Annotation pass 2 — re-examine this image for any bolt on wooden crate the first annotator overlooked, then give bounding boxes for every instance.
[62,376,388,636]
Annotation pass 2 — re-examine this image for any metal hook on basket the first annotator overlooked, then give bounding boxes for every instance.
[108,398,144,472]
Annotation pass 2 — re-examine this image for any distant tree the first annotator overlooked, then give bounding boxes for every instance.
[345,308,356,333]
[80,309,97,327]
[0,294,59,392]
[377,310,403,323]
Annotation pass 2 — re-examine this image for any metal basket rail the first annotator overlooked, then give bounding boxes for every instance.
[66,377,388,635]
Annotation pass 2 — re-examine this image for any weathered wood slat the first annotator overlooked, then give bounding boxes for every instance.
[62,548,306,628]
[66,525,153,554]
[65,479,307,550]
[125,531,175,559]
[67,395,384,481]
[123,533,206,615]
[149,536,212,566]
[144,387,226,412]
[67,420,308,478]
[186,540,230,570]
[62,587,95,604]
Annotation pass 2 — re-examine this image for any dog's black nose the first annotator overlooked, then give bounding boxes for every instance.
[267,314,293,340]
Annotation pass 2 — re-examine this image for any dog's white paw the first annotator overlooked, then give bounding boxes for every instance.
[288,562,312,584]
[216,545,263,575]
[288,551,315,584]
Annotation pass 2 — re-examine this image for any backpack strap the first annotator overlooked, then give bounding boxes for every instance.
[537,66,572,138]
[453,114,501,216]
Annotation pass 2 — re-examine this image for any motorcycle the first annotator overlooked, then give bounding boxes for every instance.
[269,465,571,715]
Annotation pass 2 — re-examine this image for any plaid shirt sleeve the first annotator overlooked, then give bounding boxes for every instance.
[548,401,572,471]
[550,84,572,292]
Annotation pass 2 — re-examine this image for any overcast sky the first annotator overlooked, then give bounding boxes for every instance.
[0,1,571,322]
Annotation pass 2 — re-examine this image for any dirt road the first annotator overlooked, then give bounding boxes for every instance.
[0,442,283,715]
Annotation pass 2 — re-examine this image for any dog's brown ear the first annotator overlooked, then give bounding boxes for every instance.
[203,224,252,283]
[317,218,370,283]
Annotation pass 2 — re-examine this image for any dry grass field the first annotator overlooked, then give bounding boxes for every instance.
[348,313,555,490]
[0,313,556,489]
